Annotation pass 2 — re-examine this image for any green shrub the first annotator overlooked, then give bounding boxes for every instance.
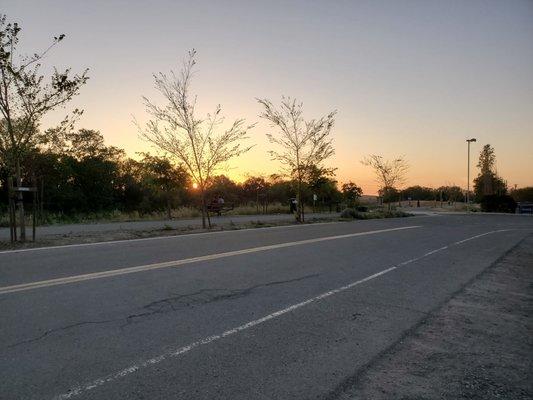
[340,208,368,219]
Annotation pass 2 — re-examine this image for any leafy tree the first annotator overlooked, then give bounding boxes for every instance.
[311,176,342,211]
[379,186,400,204]
[205,175,240,205]
[342,182,363,207]
[477,144,496,175]
[401,185,434,201]
[473,144,507,201]
[136,153,190,218]
[257,96,336,222]
[267,174,294,206]
[436,185,464,203]
[0,14,88,240]
[242,176,270,212]
[137,49,254,228]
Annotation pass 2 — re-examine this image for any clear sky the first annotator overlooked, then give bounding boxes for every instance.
[3,0,533,193]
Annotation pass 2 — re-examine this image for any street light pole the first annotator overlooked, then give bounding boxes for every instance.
[466,138,477,211]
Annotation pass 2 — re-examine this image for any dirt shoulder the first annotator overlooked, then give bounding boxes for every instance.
[0,216,338,251]
[333,234,533,400]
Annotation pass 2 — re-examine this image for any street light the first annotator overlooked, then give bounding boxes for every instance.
[466,138,477,211]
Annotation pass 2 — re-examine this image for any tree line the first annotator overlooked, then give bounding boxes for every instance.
[0,127,344,218]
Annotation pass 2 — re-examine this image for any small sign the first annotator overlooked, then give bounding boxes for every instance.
[313,194,318,201]
[12,187,38,192]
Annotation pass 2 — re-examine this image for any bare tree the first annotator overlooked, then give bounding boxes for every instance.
[137,50,254,228]
[0,15,88,240]
[257,97,336,222]
[362,155,408,211]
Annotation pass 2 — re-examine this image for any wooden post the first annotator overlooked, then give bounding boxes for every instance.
[32,191,36,242]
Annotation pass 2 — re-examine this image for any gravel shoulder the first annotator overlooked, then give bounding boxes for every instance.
[332,234,533,400]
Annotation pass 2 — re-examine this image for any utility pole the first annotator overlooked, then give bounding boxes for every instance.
[466,138,477,211]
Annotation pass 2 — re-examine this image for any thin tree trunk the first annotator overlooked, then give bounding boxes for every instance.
[200,189,211,228]
[40,176,44,221]
[166,195,171,219]
[296,173,304,223]
[200,189,207,229]
[15,159,26,241]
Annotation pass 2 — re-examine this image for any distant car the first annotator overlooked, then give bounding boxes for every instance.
[516,202,533,214]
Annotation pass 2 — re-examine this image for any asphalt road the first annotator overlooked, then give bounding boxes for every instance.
[0,214,531,399]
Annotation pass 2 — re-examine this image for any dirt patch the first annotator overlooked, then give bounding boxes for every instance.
[334,235,533,400]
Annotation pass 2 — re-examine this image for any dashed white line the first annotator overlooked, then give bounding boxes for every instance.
[453,229,509,245]
[53,228,511,399]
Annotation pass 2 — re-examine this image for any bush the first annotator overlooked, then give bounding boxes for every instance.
[340,208,367,219]
[340,208,357,219]
[480,195,517,213]
[511,187,533,202]
[341,208,411,220]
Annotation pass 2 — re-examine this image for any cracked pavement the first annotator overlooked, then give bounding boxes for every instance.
[5,274,320,349]
[1,214,532,399]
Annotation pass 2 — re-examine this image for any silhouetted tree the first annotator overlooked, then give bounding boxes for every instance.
[342,182,363,207]
[362,155,408,211]
[473,144,506,201]
[258,96,336,222]
[136,153,190,218]
[242,176,270,212]
[510,186,533,202]
[401,185,434,201]
[436,185,464,203]
[0,14,88,240]
[137,50,254,228]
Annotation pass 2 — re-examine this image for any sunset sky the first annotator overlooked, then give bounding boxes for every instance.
[3,0,532,194]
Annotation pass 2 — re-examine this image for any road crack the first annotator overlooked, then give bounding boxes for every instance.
[3,273,320,348]
[122,273,320,326]
[5,319,121,349]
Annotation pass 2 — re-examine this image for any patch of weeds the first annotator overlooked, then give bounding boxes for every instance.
[340,208,412,220]
[228,220,239,230]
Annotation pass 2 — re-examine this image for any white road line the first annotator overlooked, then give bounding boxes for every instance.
[0,226,420,295]
[453,229,509,244]
[53,228,511,400]
[0,221,341,255]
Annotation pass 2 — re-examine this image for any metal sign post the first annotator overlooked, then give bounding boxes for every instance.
[10,186,38,242]
[8,178,16,243]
